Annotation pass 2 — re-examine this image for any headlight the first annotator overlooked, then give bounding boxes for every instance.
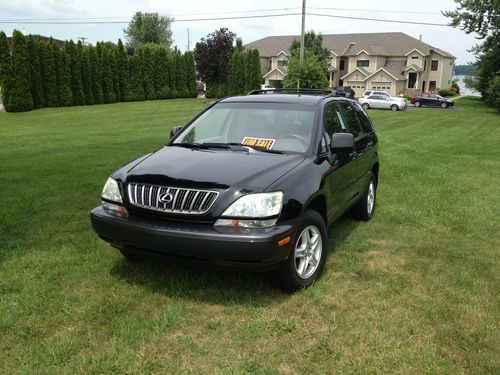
[101,177,122,203]
[215,192,283,228]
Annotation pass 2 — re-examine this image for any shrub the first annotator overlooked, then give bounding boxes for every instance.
[438,89,455,97]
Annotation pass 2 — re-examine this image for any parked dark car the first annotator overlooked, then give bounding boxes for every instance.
[90,89,379,291]
[333,86,356,98]
[411,93,454,108]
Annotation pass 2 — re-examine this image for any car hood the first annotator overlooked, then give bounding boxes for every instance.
[124,146,305,192]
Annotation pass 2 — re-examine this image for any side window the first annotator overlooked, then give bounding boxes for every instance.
[353,102,374,133]
[338,102,364,139]
[320,103,347,153]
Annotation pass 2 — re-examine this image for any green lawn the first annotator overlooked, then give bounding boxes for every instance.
[0,97,499,374]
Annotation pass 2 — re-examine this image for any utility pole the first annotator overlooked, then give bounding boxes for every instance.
[300,0,306,64]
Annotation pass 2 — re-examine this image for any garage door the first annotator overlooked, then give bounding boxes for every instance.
[345,81,366,97]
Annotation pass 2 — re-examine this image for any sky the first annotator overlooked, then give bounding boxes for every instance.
[0,0,481,64]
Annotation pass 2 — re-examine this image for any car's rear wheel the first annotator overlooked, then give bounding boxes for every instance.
[361,103,369,110]
[350,172,377,221]
[441,102,448,109]
[414,101,421,107]
[275,211,328,292]
[390,104,399,111]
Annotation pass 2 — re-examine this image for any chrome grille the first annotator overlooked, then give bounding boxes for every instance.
[127,183,218,215]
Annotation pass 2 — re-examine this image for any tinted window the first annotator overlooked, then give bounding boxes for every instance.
[321,103,347,153]
[353,103,374,133]
[364,90,372,96]
[370,95,384,100]
[338,102,364,139]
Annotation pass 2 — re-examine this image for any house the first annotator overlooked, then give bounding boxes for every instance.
[7,35,65,48]
[245,32,455,97]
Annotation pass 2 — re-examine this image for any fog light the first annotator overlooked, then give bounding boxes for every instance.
[102,201,128,217]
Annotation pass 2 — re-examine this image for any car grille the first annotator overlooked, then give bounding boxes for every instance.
[127,183,219,215]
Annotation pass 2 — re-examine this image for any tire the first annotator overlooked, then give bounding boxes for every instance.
[275,211,328,292]
[414,101,421,107]
[350,172,377,221]
[361,103,369,110]
[119,248,144,262]
[390,104,399,111]
[441,102,448,109]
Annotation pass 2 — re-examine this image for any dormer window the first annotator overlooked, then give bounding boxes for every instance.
[411,56,419,59]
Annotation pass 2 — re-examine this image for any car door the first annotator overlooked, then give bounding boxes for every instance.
[319,102,358,219]
[337,101,373,201]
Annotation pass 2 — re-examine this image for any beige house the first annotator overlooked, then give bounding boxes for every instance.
[245,32,455,97]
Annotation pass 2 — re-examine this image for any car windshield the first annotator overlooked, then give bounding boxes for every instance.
[173,102,318,153]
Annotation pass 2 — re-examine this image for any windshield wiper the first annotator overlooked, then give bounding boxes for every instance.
[224,143,287,154]
[171,142,231,150]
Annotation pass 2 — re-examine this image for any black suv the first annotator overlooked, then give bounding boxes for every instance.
[411,93,454,108]
[91,89,379,291]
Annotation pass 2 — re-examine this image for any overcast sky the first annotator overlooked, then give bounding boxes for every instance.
[0,0,481,64]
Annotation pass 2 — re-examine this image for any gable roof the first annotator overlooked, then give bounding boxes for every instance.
[340,67,369,81]
[245,32,454,59]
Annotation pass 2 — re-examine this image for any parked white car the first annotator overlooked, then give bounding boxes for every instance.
[358,94,406,111]
[362,90,406,107]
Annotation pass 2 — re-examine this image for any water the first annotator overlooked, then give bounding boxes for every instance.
[453,75,480,96]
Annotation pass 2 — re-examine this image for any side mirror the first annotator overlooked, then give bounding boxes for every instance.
[170,126,183,139]
[330,133,354,153]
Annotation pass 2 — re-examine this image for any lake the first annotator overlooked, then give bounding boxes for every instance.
[453,75,480,96]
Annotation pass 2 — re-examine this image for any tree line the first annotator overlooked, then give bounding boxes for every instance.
[0,30,197,112]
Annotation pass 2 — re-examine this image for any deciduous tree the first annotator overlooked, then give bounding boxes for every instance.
[124,12,173,48]
[283,55,329,89]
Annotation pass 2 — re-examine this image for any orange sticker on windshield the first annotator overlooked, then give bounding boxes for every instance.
[241,137,275,150]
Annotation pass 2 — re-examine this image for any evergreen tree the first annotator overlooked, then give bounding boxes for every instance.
[6,30,33,112]
[127,54,145,101]
[39,39,58,107]
[227,51,245,96]
[58,50,73,106]
[116,39,130,101]
[80,47,93,105]
[0,31,13,109]
[138,45,156,100]
[155,46,171,99]
[184,51,198,98]
[64,40,85,105]
[245,49,262,92]
[89,45,103,104]
[174,52,187,98]
[110,45,120,102]
[101,46,116,103]
[168,52,177,98]
[26,35,43,108]
[52,41,62,105]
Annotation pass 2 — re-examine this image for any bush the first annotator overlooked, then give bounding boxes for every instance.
[438,89,455,97]
[485,73,500,111]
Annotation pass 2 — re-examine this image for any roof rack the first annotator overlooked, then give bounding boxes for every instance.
[247,88,352,98]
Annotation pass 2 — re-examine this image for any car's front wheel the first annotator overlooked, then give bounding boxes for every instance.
[275,211,328,292]
[361,103,369,110]
[414,101,421,107]
[390,104,399,111]
[441,102,448,109]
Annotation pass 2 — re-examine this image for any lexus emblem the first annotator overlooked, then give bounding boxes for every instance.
[158,193,174,204]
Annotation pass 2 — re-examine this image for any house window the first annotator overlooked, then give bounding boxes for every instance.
[412,56,419,59]
[431,60,439,71]
[357,60,369,67]
[340,60,345,70]
[429,81,437,91]
[277,60,288,68]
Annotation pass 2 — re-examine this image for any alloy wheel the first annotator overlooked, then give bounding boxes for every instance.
[294,225,323,279]
[367,180,375,215]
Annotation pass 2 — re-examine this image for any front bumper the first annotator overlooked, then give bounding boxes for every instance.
[90,206,295,270]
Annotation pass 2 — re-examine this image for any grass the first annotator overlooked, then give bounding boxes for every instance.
[0,97,499,374]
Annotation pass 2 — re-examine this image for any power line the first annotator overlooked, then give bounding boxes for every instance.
[0,7,301,22]
[307,12,449,27]
[309,6,443,15]
[0,11,450,27]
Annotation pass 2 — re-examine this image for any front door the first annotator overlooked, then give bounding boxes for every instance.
[408,72,417,89]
